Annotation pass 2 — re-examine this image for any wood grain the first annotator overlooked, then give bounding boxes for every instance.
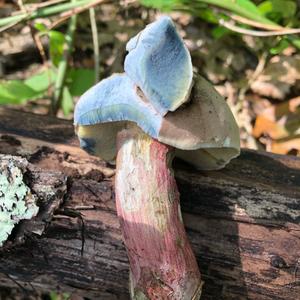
[0,108,299,300]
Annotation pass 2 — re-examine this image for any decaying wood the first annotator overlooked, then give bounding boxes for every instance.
[0,107,299,300]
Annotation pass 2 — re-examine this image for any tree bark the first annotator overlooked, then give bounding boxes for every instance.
[0,107,299,300]
[115,128,202,299]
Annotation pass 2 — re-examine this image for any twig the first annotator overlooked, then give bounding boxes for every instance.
[120,0,137,5]
[0,0,28,37]
[0,0,92,28]
[236,50,268,105]
[17,0,27,12]
[49,15,71,29]
[28,24,53,98]
[52,0,78,115]
[228,14,283,31]
[4,273,27,293]
[50,0,108,29]
[250,51,268,82]
[200,0,276,26]
[31,31,48,64]
[89,7,100,83]
[28,0,68,9]
[0,16,27,33]
[219,19,300,37]
[238,51,268,104]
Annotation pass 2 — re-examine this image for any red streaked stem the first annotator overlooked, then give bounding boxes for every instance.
[115,127,203,299]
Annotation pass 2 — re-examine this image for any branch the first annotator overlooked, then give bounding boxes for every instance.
[0,0,108,30]
[219,19,300,37]
[89,7,100,83]
[49,0,107,29]
[228,14,283,31]
[52,1,78,114]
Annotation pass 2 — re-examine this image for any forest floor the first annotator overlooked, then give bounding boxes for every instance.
[0,1,300,299]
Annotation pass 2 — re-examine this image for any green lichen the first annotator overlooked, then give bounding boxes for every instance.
[0,158,39,246]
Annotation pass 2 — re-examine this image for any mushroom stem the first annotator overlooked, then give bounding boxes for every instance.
[115,127,203,299]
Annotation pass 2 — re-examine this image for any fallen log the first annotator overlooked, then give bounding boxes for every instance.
[0,107,299,300]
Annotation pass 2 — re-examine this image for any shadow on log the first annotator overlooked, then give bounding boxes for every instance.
[0,107,299,300]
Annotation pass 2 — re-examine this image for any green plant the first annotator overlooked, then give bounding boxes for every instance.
[49,291,70,300]
[0,67,95,111]
[0,0,103,28]
[0,0,299,116]
[141,0,275,24]
[0,0,98,115]
[140,0,300,51]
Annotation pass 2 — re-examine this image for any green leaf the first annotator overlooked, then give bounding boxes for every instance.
[212,26,231,38]
[0,70,57,105]
[49,291,59,300]
[49,292,70,300]
[62,293,70,300]
[34,22,48,32]
[140,0,180,10]
[270,38,289,55]
[66,68,95,96]
[24,69,56,93]
[199,0,276,25]
[258,1,272,14]
[140,0,277,26]
[271,0,296,19]
[197,8,219,23]
[259,0,296,20]
[290,38,300,50]
[49,30,65,67]
[0,81,39,104]
[61,86,73,116]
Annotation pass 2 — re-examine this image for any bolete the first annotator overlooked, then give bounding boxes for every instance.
[74,17,240,300]
[124,16,193,115]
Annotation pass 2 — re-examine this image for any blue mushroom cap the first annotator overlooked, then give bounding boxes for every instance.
[74,73,163,161]
[124,16,193,116]
[74,73,240,169]
[74,73,162,138]
[74,18,240,169]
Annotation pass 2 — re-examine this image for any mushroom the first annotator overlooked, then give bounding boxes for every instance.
[75,74,239,170]
[124,16,193,116]
[74,17,240,300]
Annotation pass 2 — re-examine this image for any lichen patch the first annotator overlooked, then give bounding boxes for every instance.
[0,155,39,246]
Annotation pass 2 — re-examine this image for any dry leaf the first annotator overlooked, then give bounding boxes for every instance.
[251,55,300,100]
[253,115,287,139]
[272,139,300,155]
